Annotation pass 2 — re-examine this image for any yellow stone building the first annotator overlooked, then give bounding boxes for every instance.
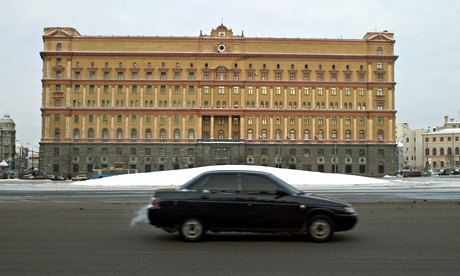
[39,24,398,177]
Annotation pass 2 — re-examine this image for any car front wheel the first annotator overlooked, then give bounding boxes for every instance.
[179,218,206,242]
[307,215,334,243]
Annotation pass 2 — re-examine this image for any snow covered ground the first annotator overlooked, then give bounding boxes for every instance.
[3,165,460,191]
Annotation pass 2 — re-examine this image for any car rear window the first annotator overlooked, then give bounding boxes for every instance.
[201,173,239,193]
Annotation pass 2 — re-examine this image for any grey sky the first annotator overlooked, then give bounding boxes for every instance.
[1,0,458,149]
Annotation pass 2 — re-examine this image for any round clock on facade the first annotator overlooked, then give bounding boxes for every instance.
[218,44,226,52]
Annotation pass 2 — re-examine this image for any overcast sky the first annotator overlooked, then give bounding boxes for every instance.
[0,0,458,149]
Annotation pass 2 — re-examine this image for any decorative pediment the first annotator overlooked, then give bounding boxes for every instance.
[44,27,81,37]
[363,31,394,41]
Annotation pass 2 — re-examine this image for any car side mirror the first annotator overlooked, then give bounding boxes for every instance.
[275,189,289,197]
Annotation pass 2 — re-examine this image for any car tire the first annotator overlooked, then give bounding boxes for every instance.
[307,215,334,243]
[179,218,206,242]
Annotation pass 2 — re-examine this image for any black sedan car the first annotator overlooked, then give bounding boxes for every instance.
[147,169,357,242]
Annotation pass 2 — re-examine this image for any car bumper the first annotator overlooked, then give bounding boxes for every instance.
[334,213,358,232]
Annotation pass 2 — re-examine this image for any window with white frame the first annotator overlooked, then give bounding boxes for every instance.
[318,117,323,125]
[331,88,337,96]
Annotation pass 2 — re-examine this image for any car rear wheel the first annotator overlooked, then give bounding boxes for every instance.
[307,215,334,243]
[179,218,206,242]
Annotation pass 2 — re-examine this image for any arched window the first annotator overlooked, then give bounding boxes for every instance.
[276,129,282,140]
[261,129,267,139]
[216,101,220,108]
[174,129,180,139]
[73,129,80,139]
[218,130,224,139]
[131,129,137,139]
[88,129,94,139]
[345,130,352,140]
[425,148,430,156]
[440,148,445,156]
[359,130,365,140]
[247,129,253,140]
[433,148,437,156]
[377,47,382,55]
[204,101,209,108]
[377,130,384,140]
[318,130,324,140]
[222,101,226,108]
[54,129,60,139]
[159,100,163,108]
[331,130,337,140]
[160,129,166,139]
[188,129,194,139]
[102,129,109,139]
[304,130,310,140]
[56,43,62,51]
[192,101,196,108]
[121,100,125,107]
[456,147,460,155]
[289,129,295,140]
[117,129,123,139]
[447,147,452,156]
[146,129,152,139]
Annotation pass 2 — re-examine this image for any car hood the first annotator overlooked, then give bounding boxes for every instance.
[298,192,351,207]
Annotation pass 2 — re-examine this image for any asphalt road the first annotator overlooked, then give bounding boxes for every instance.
[1,200,460,276]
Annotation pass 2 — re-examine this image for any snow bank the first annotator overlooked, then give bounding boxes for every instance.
[76,165,390,188]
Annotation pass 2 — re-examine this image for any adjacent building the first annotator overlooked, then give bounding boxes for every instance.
[39,25,398,177]
[0,114,17,169]
[395,123,425,172]
[423,116,460,172]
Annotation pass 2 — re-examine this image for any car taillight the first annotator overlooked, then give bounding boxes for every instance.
[150,197,160,208]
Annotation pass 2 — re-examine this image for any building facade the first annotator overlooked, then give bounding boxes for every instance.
[395,123,425,172]
[0,114,17,169]
[423,116,460,172]
[39,25,398,177]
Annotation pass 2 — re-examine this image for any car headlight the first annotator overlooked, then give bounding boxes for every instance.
[344,206,356,213]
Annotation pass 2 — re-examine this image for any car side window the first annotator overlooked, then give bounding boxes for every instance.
[242,174,279,194]
[201,173,239,193]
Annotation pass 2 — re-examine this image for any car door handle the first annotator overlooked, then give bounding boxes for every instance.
[200,195,209,200]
